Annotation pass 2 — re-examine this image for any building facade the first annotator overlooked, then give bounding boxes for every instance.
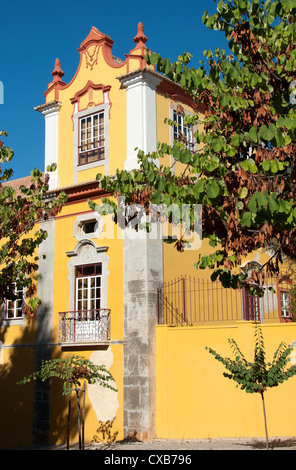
[1,23,296,449]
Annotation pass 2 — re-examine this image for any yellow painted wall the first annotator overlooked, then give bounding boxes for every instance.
[48,197,124,444]
[53,200,124,340]
[0,344,35,448]
[156,321,296,439]
[56,56,127,188]
[0,223,40,449]
[49,345,123,446]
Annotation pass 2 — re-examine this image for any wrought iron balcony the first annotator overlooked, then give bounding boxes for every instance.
[59,309,111,344]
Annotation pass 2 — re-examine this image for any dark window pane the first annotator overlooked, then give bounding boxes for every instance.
[83,265,95,276]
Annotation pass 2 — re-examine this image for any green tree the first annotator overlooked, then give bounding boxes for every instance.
[206,326,296,449]
[18,355,117,449]
[89,0,296,294]
[0,130,67,314]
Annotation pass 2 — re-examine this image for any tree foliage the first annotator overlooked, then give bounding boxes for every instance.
[206,326,296,393]
[17,355,117,396]
[206,325,296,448]
[90,0,296,292]
[0,130,67,314]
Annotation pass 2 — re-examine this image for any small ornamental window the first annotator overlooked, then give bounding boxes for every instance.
[82,220,97,234]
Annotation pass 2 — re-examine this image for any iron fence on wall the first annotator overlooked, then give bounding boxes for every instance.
[157,275,286,326]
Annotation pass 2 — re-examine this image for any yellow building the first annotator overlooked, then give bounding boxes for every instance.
[1,23,296,449]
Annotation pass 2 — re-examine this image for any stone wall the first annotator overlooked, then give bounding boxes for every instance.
[123,230,163,440]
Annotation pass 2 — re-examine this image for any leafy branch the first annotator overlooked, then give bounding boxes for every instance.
[18,355,117,396]
[89,0,296,293]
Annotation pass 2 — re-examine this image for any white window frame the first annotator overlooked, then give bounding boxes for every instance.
[280,290,290,318]
[5,284,25,320]
[66,240,109,312]
[173,109,194,147]
[75,263,102,312]
[73,103,110,183]
[170,104,196,173]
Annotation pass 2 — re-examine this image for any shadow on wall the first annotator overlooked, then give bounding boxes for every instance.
[0,317,93,449]
[0,314,120,449]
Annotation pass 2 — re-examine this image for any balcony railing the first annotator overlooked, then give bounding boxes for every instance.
[59,309,111,343]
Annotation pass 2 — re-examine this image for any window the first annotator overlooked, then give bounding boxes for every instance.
[240,261,262,322]
[280,290,290,318]
[173,109,193,148]
[61,242,110,343]
[242,288,260,321]
[82,220,97,235]
[73,214,102,241]
[73,102,110,181]
[5,284,25,320]
[75,263,102,313]
[277,276,293,321]
[79,112,105,165]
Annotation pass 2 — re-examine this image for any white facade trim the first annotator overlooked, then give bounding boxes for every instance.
[119,71,161,171]
[66,240,109,310]
[38,101,62,191]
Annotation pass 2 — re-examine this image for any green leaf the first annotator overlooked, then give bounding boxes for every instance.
[268,196,279,212]
[157,178,166,191]
[166,182,175,195]
[262,160,270,172]
[193,179,204,196]
[150,52,160,65]
[219,92,231,108]
[231,134,240,147]
[249,126,258,143]
[212,137,223,152]
[259,124,275,141]
[250,73,258,87]
[270,159,279,174]
[206,156,220,172]
[180,149,192,163]
[256,191,268,208]
[241,212,252,227]
[206,180,220,199]
[163,194,171,206]
[152,191,162,205]
[274,128,285,147]
[248,195,257,213]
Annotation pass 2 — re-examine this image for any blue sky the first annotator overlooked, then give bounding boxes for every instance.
[0,0,228,180]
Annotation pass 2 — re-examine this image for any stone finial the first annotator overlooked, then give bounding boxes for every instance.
[133,22,148,46]
[51,58,64,82]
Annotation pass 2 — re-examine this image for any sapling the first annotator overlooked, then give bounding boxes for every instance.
[18,355,117,449]
[206,326,296,449]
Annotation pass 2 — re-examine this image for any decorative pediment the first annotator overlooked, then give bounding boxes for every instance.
[78,26,120,69]
[70,81,112,113]
[70,81,111,105]
[78,26,113,52]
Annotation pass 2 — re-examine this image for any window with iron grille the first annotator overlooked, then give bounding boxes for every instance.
[78,112,105,165]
